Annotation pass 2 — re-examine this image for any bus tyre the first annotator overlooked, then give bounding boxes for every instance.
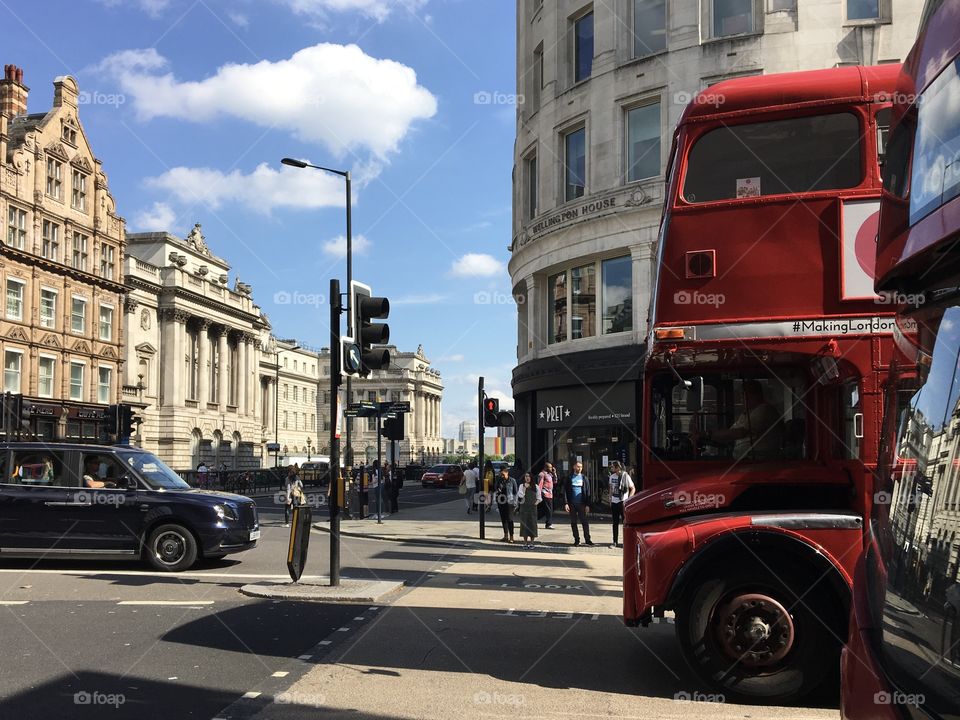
[145,524,198,572]
[675,564,840,704]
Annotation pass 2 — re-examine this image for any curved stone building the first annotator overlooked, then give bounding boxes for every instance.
[509,0,923,478]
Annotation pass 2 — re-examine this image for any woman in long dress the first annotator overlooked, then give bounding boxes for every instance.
[517,472,541,549]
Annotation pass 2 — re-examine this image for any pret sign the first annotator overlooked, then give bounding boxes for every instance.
[535,383,636,429]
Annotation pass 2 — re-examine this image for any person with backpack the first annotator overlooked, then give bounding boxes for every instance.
[608,461,636,547]
[537,462,557,529]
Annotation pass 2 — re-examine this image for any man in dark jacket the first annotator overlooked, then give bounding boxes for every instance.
[562,460,593,546]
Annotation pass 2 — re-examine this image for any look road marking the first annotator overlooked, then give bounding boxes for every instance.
[117,601,215,606]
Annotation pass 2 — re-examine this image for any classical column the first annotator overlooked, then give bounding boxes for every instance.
[160,309,187,406]
[237,335,248,415]
[263,377,273,432]
[435,396,441,438]
[524,275,537,357]
[217,327,230,408]
[196,320,210,406]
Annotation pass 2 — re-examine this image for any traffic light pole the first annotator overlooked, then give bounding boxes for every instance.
[376,403,383,524]
[329,278,342,587]
[478,376,485,540]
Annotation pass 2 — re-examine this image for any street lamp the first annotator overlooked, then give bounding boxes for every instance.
[274,340,300,467]
[280,157,353,469]
[307,438,312,462]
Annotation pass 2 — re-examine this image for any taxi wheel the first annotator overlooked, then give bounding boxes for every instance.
[146,524,199,572]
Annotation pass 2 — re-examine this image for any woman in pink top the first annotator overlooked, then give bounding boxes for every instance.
[537,462,557,529]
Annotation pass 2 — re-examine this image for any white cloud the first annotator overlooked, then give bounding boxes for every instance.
[279,0,427,22]
[97,0,170,17]
[450,253,505,278]
[392,293,447,305]
[322,234,371,258]
[228,11,250,27]
[487,389,515,412]
[132,201,178,231]
[97,44,437,159]
[436,353,464,362]
[145,163,353,212]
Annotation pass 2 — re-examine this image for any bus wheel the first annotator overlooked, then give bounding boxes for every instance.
[675,565,840,704]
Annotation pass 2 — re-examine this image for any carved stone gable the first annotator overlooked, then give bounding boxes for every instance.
[70,155,93,173]
[72,339,90,354]
[44,141,70,161]
[39,333,62,348]
[6,326,28,342]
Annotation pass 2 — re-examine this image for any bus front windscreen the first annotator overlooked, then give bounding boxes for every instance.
[682,112,863,203]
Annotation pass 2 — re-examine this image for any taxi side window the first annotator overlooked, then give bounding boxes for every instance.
[80,453,125,488]
[8,451,68,487]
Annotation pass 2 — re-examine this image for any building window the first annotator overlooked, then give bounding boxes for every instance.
[62,125,77,145]
[634,0,666,56]
[42,220,60,261]
[99,305,113,341]
[564,126,586,201]
[573,10,594,83]
[525,152,538,220]
[548,271,568,344]
[40,288,57,329]
[770,0,795,9]
[6,279,24,321]
[284,383,289,400]
[713,0,753,37]
[3,350,22,393]
[283,411,288,430]
[46,158,63,200]
[98,366,112,404]
[70,362,84,401]
[602,256,633,334]
[530,43,543,111]
[847,0,879,20]
[626,102,661,182]
[71,170,87,211]
[570,264,596,339]
[72,232,88,272]
[100,244,115,279]
[6,206,26,249]
[71,297,87,334]
[38,356,55,398]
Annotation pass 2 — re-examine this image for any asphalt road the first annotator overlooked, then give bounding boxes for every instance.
[0,489,464,720]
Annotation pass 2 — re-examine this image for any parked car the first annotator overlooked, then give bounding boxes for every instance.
[420,464,464,488]
[0,443,259,572]
[299,461,329,486]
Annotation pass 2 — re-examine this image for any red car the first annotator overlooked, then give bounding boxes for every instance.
[420,464,463,488]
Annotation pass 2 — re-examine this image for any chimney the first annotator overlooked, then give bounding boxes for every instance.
[52,75,79,109]
[0,64,29,118]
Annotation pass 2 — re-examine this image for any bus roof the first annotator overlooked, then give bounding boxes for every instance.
[682,65,901,124]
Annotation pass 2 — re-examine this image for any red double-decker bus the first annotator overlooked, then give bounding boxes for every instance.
[842,1,960,717]
[622,64,901,703]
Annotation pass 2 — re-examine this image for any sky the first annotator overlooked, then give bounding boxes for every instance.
[2,0,519,438]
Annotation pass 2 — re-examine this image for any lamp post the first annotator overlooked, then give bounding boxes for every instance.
[280,157,354,469]
[307,439,312,462]
[274,340,300,467]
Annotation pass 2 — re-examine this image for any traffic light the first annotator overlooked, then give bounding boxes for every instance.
[484,398,499,427]
[483,397,515,428]
[350,280,390,377]
[104,404,120,437]
[119,405,141,442]
[380,415,404,441]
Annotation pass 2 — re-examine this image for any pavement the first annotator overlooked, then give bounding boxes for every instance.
[312,495,623,554]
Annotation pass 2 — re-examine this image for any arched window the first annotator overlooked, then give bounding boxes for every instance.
[212,430,222,468]
[190,428,202,468]
[231,432,240,469]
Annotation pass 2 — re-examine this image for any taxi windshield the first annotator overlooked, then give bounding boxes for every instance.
[118,450,191,490]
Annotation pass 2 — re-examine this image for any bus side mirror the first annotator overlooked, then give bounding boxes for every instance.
[685,376,704,413]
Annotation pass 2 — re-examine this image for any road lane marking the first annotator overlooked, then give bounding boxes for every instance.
[319,640,331,645]
[0,600,28,605]
[271,671,289,678]
[117,600,214,606]
[298,654,312,660]
[242,692,261,699]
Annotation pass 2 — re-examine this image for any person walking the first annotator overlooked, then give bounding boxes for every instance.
[608,461,636,547]
[389,463,402,514]
[517,472,541,548]
[283,464,303,527]
[563,460,593,546]
[370,460,383,518]
[537,462,557,529]
[463,461,477,513]
[481,460,495,515]
[493,467,517,542]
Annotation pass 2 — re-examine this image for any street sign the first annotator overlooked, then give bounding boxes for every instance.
[378,401,410,414]
[265,442,281,452]
[286,505,312,582]
[346,402,378,417]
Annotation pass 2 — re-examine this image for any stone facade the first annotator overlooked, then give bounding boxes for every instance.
[510,0,924,470]
[0,66,126,440]
[264,339,324,466]
[317,344,444,465]
[123,227,270,470]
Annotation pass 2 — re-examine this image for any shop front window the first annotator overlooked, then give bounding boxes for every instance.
[548,271,568,344]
